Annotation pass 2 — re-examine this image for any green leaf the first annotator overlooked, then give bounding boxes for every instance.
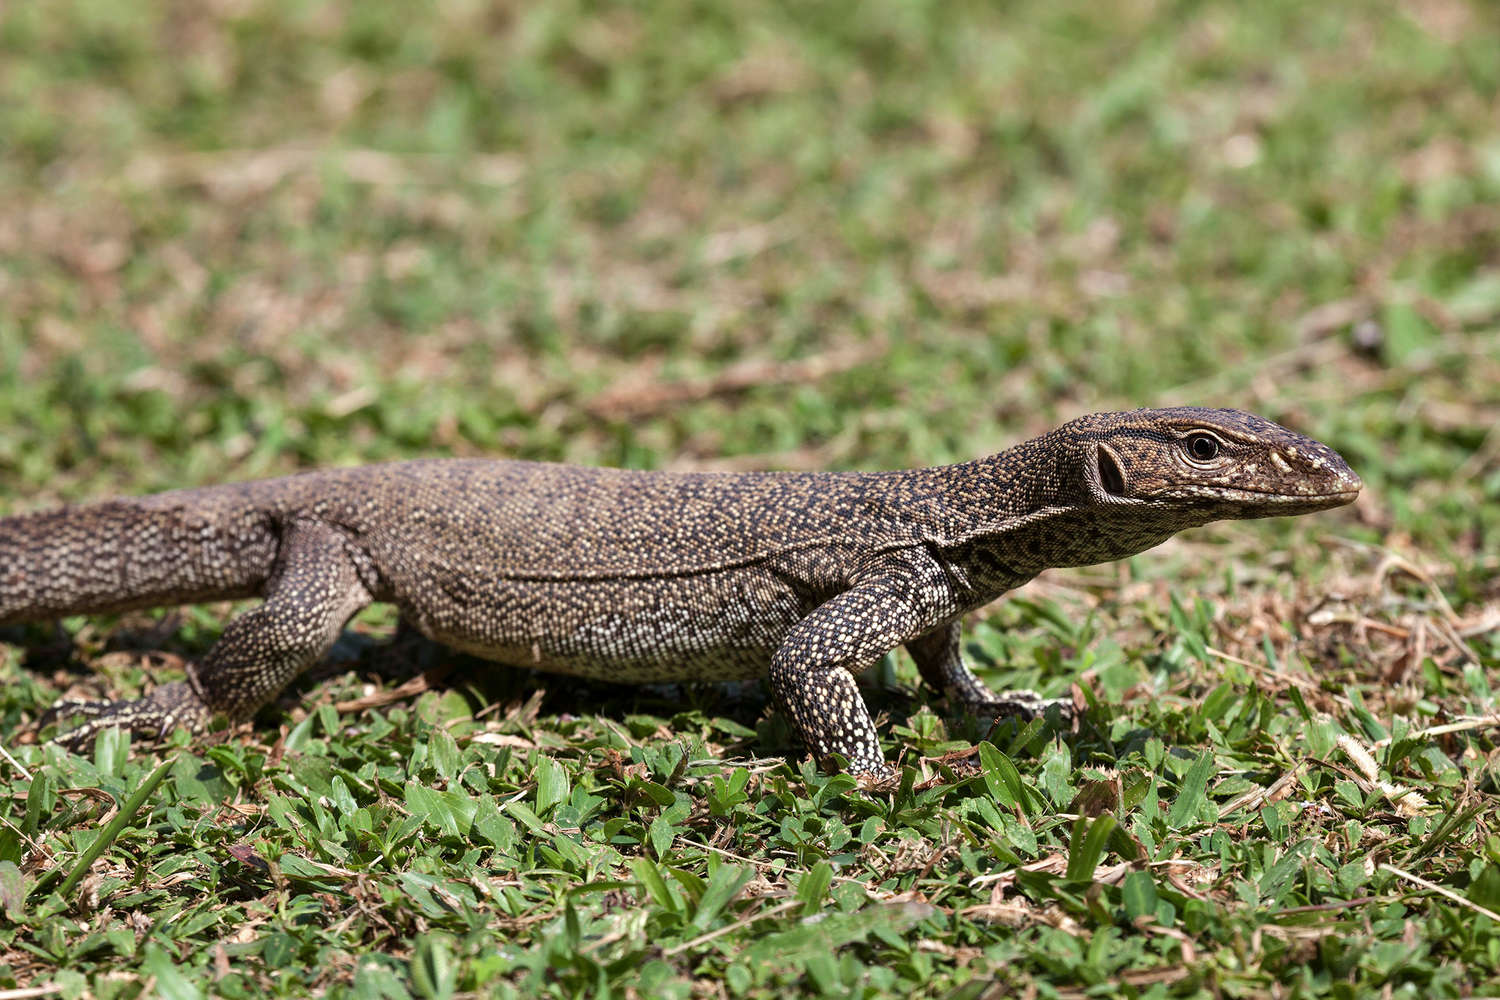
[1121,869,1157,920]
[427,729,461,782]
[796,861,833,916]
[472,797,516,853]
[289,754,338,797]
[1468,863,1500,913]
[1040,743,1074,808]
[631,778,678,807]
[1065,814,1117,882]
[743,902,936,965]
[649,814,676,858]
[404,783,470,839]
[691,863,752,930]
[534,756,570,816]
[1166,751,1216,829]
[1381,301,1434,365]
[630,857,679,913]
[668,866,707,903]
[261,932,298,968]
[22,770,53,839]
[1446,272,1500,323]
[276,853,345,884]
[354,958,414,1000]
[0,861,25,919]
[977,743,1025,811]
[504,801,548,836]
[318,702,342,739]
[411,933,457,1000]
[141,943,204,1000]
[94,726,129,776]
[1258,843,1308,904]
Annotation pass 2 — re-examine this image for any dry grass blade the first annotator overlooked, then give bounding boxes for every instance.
[1382,864,1500,923]
[1373,714,1500,747]
[1218,764,1305,819]
[332,664,454,714]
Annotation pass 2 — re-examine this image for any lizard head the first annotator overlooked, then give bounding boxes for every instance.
[1073,407,1362,522]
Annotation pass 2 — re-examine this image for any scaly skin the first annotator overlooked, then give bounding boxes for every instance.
[1,408,1361,783]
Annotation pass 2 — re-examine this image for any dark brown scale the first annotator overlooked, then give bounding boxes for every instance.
[0,407,1361,782]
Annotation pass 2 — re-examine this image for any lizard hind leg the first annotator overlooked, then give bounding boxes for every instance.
[46,519,373,752]
[906,622,1076,728]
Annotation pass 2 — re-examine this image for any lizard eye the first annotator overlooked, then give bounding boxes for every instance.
[1186,434,1221,462]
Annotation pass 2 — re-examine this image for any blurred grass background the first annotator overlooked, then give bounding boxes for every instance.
[2,0,1499,996]
[2,0,1497,557]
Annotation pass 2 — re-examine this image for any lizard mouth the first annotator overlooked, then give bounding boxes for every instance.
[1160,485,1361,512]
[1269,489,1362,510]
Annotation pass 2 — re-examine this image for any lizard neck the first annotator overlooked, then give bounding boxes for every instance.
[916,428,1204,586]
[921,428,1077,546]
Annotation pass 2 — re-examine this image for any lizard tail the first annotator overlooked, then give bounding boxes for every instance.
[0,492,280,625]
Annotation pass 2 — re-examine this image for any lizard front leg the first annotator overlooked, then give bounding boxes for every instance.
[46,519,372,751]
[768,555,952,785]
[906,621,1074,726]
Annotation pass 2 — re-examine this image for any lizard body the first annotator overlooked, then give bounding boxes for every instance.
[0,408,1360,779]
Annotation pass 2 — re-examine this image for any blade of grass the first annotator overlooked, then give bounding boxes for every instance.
[30,754,176,899]
[1166,751,1216,829]
[1401,798,1489,866]
[1065,814,1117,883]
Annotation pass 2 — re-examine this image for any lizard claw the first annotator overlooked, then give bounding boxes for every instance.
[39,681,212,753]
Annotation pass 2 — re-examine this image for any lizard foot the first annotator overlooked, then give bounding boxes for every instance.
[854,756,989,793]
[39,681,212,753]
[854,766,903,794]
[921,748,985,784]
[967,688,1077,728]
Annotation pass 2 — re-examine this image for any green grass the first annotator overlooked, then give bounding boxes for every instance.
[2,0,1499,995]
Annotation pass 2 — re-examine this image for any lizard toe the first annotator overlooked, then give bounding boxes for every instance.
[35,696,114,727]
[45,681,212,752]
[970,689,1077,728]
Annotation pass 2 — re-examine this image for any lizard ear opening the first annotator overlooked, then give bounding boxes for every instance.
[1095,444,1127,497]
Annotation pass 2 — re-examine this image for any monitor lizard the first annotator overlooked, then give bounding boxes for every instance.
[0,407,1360,783]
